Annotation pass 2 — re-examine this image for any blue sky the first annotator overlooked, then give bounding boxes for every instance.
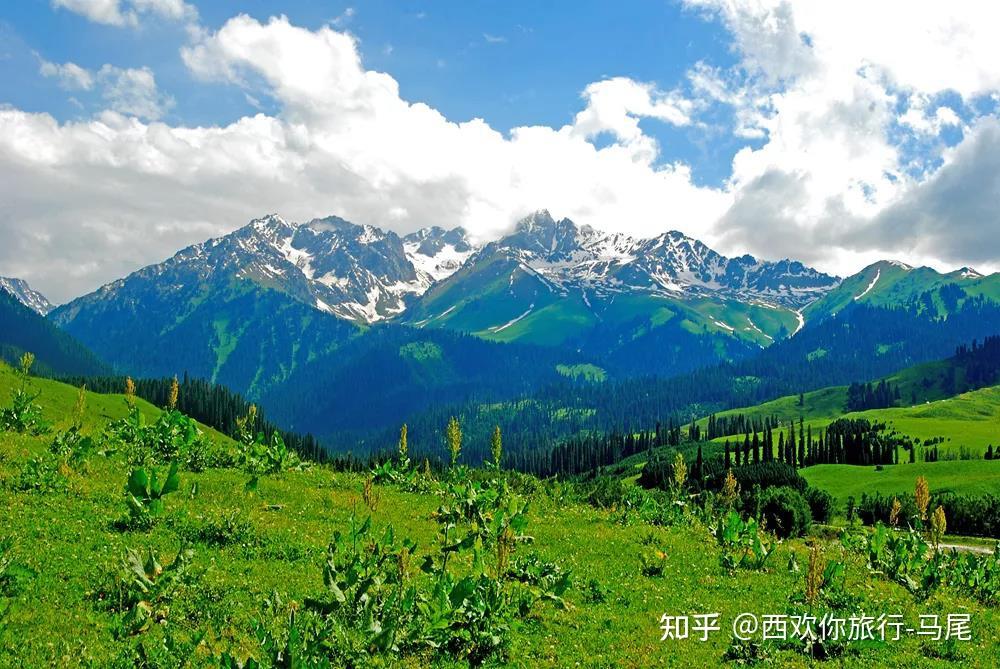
[2,1,750,185]
[1,1,999,302]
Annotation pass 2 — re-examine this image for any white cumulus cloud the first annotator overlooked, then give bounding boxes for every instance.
[5,5,1000,303]
[39,59,173,120]
[684,0,1000,273]
[2,15,726,302]
[52,0,197,27]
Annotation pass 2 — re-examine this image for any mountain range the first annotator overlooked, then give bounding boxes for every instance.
[3,209,1000,454]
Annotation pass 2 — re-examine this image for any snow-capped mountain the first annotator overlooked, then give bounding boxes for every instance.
[64,214,474,325]
[0,276,54,315]
[467,210,838,307]
[217,215,475,321]
[803,259,1000,324]
[403,226,477,285]
[216,214,425,322]
[403,210,842,351]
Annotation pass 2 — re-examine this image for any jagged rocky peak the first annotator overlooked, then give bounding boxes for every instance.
[0,276,54,315]
[404,226,472,254]
[403,225,477,284]
[467,211,840,307]
[501,210,593,260]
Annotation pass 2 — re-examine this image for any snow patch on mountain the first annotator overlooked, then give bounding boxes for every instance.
[0,277,54,315]
[854,269,881,301]
[491,305,535,333]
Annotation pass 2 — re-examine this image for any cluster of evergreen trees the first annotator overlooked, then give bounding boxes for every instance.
[845,379,900,412]
[506,419,685,477]
[702,413,781,441]
[721,417,907,469]
[953,335,1000,389]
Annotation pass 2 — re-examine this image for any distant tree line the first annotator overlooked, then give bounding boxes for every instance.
[507,419,685,477]
[351,301,1000,468]
[845,379,900,412]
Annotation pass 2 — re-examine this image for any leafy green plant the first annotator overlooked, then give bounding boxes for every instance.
[124,461,180,527]
[940,545,1000,605]
[49,425,99,469]
[113,545,197,635]
[714,511,776,571]
[15,452,68,493]
[506,552,571,612]
[304,513,420,663]
[105,399,214,470]
[0,353,49,435]
[850,523,1000,604]
[239,425,306,491]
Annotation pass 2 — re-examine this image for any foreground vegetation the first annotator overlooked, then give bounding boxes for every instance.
[1,358,1000,666]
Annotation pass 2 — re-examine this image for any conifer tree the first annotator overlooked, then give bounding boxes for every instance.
[695,444,704,483]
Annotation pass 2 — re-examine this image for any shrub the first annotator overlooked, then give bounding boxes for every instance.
[15,453,68,493]
[757,486,812,538]
[0,353,49,436]
[804,487,835,524]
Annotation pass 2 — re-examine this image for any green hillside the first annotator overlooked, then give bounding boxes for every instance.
[0,361,212,436]
[405,254,797,351]
[0,289,109,377]
[3,366,999,666]
[802,460,1000,506]
[804,260,1000,324]
[702,382,1000,460]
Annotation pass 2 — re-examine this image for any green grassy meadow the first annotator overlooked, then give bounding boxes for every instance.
[801,460,1000,506]
[1,364,1000,666]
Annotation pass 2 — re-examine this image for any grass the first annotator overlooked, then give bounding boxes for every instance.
[802,460,1000,506]
[1,366,1000,666]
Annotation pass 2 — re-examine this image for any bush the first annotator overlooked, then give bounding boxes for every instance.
[757,486,812,538]
[805,487,835,524]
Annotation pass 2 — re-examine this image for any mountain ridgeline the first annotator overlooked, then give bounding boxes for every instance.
[4,209,998,462]
[0,285,109,377]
